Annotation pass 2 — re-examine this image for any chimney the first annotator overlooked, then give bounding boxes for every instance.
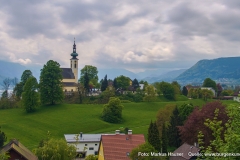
[128,130,132,135]
[80,132,83,138]
[115,130,120,135]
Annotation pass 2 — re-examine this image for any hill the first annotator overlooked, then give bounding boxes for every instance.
[142,69,187,83]
[175,57,240,84]
[0,100,207,150]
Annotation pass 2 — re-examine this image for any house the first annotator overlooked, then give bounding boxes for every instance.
[98,130,145,160]
[200,87,216,97]
[0,139,38,160]
[139,84,144,90]
[233,91,240,102]
[61,39,79,92]
[169,143,200,160]
[64,132,102,158]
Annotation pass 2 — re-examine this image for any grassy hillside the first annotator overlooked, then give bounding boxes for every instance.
[0,99,235,150]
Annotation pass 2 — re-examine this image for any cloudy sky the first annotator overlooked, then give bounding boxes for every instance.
[1,0,240,73]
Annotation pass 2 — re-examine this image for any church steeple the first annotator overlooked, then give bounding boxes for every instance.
[71,38,78,59]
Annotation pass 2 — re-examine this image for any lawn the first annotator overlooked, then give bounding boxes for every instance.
[0,99,237,150]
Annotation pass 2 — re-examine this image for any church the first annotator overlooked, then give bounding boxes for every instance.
[61,40,79,92]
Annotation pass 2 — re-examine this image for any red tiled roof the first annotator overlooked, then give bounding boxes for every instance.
[101,134,145,160]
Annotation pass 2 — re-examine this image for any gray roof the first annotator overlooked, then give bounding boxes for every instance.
[64,134,102,143]
[61,68,75,79]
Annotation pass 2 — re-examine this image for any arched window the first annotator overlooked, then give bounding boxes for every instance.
[74,61,76,68]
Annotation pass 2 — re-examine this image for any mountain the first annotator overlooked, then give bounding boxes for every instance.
[0,60,26,82]
[98,68,140,80]
[142,69,187,83]
[175,57,240,84]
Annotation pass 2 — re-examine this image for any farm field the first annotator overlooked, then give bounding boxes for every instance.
[0,99,237,150]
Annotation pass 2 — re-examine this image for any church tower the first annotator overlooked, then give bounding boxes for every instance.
[70,39,79,83]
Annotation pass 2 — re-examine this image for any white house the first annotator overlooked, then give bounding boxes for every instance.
[200,87,216,97]
[233,91,240,102]
[64,132,101,158]
[139,84,144,90]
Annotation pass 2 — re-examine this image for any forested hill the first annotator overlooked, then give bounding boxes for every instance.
[175,57,240,83]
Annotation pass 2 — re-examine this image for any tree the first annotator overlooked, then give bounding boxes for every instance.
[144,85,156,102]
[21,70,33,85]
[113,78,118,89]
[79,65,98,87]
[83,72,90,94]
[178,103,195,123]
[13,82,24,100]
[1,90,8,99]
[101,97,123,123]
[0,126,7,148]
[161,123,168,153]
[22,77,40,113]
[130,142,160,160]
[202,78,217,91]
[101,75,108,92]
[132,78,139,90]
[34,138,76,160]
[178,101,229,148]
[148,121,161,152]
[171,81,181,95]
[115,75,131,90]
[39,60,64,105]
[156,104,176,137]
[167,107,181,148]
[157,82,175,100]
[216,83,222,97]
[201,89,214,101]
[182,86,188,96]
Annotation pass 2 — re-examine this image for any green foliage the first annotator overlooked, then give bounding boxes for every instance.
[85,154,98,160]
[115,75,131,90]
[188,88,202,99]
[0,153,10,160]
[13,82,24,100]
[161,123,168,153]
[182,86,188,96]
[157,82,176,100]
[178,103,194,123]
[39,60,64,105]
[201,89,214,101]
[144,85,156,102]
[203,78,217,91]
[167,107,181,148]
[22,77,40,113]
[21,70,33,85]
[83,72,90,93]
[221,90,233,96]
[1,90,8,99]
[101,97,124,123]
[79,65,98,87]
[148,121,161,151]
[171,81,181,95]
[132,78,140,89]
[130,142,160,160]
[156,104,176,137]
[0,126,7,148]
[34,138,77,160]
[101,75,108,91]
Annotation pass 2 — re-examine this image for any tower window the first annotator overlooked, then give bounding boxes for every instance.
[74,64,76,68]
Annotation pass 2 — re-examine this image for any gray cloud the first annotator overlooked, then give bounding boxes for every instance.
[0,0,240,73]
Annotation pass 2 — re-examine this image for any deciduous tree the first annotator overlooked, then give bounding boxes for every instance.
[22,77,39,113]
[201,89,214,101]
[178,101,229,148]
[34,138,76,160]
[21,70,33,85]
[39,60,64,105]
[115,75,131,90]
[203,78,217,91]
[101,97,123,123]
[144,85,156,102]
[130,143,159,160]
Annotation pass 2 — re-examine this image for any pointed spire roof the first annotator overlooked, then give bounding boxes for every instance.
[71,38,78,58]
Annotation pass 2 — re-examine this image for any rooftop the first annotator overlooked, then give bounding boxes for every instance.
[64,134,102,143]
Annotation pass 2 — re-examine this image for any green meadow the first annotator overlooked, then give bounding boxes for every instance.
[0,98,237,150]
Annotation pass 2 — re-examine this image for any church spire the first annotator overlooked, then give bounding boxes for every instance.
[71,38,78,59]
[73,37,76,53]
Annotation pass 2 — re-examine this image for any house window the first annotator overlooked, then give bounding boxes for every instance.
[85,144,88,146]
[89,147,94,150]
[94,151,98,155]
[126,152,130,156]
[65,89,67,92]
[74,61,77,68]
[95,144,97,146]
[71,89,73,92]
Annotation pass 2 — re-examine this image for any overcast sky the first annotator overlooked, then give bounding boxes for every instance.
[0,0,240,73]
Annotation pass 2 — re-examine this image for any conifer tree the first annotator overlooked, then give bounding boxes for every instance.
[167,107,182,148]
[101,75,108,91]
[148,121,161,151]
[182,86,188,96]
[162,123,168,153]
